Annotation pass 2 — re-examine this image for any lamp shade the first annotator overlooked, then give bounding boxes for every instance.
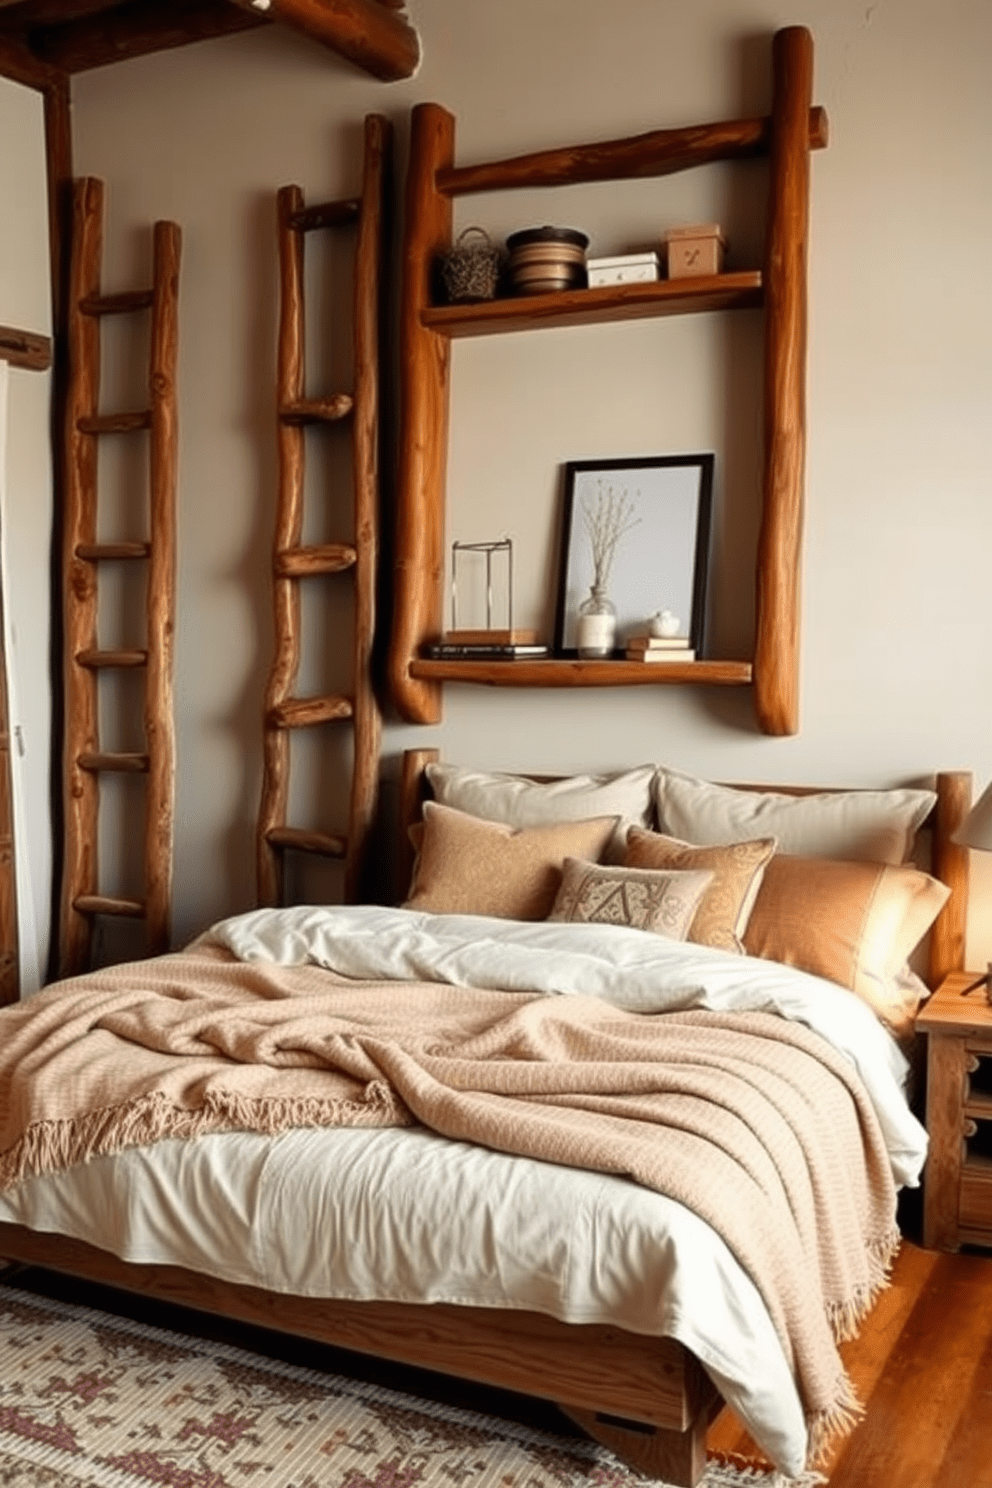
[955,780,992,852]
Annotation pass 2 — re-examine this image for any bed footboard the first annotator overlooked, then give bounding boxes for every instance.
[0,1222,718,1486]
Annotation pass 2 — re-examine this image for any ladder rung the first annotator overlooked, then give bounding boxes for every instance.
[279,395,353,425]
[75,648,148,669]
[78,289,155,316]
[269,695,353,730]
[73,893,145,919]
[275,543,357,578]
[288,199,361,233]
[78,751,149,774]
[265,826,348,859]
[77,410,152,435]
[76,541,151,561]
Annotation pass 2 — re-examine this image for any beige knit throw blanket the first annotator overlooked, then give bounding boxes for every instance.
[0,947,900,1464]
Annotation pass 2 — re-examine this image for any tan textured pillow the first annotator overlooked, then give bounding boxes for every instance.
[404,802,618,921]
[743,854,951,1036]
[652,768,936,864]
[624,827,776,953]
[548,858,715,939]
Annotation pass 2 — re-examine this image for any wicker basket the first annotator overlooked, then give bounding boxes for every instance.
[438,227,504,304]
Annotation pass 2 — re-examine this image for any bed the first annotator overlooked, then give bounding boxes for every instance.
[0,748,972,1486]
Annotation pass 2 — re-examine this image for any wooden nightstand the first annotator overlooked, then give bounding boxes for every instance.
[916,971,992,1251]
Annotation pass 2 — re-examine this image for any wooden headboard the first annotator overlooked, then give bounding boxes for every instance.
[398,748,972,991]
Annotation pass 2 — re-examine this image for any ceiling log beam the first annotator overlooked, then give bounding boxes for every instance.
[224,0,420,80]
[28,0,263,72]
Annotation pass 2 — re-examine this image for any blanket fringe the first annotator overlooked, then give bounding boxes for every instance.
[0,1084,409,1193]
[824,1227,901,1344]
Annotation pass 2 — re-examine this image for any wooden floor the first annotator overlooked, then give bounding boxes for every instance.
[707,1239,992,1487]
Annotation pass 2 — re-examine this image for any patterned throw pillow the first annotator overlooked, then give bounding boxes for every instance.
[547,858,715,940]
[624,827,776,953]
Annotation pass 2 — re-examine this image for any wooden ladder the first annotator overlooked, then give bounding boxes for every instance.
[59,177,180,977]
[256,114,389,907]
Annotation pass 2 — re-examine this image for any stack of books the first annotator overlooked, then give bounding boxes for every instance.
[625,633,695,663]
[423,629,549,661]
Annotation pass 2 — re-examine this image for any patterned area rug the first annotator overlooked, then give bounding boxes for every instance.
[0,1278,799,1488]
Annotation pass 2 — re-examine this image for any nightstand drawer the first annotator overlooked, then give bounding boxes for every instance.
[959,1162,992,1233]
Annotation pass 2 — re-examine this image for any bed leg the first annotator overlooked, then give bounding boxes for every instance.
[559,1404,712,1486]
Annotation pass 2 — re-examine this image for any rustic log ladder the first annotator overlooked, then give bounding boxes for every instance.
[256,114,389,907]
[59,177,180,977]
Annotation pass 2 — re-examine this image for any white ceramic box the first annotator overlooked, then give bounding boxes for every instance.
[586,252,660,288]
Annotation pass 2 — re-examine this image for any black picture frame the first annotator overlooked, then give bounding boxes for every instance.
[553,454,714,657]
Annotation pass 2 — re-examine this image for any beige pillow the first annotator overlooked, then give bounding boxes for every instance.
[404,802,618,921]
[624,827,777,954]
[425,762,654,863]
[742,854,951,1037]
[548,858,715,939]
[652,767,936,864]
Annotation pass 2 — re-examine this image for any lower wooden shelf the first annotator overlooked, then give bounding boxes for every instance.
[409,657,753,687]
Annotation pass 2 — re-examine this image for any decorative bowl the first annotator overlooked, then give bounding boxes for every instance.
[506,226,589,295]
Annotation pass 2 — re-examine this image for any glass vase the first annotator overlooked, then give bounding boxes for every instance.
[576,584,617,658]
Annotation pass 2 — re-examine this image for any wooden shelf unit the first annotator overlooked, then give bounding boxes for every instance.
[388,25,826,735]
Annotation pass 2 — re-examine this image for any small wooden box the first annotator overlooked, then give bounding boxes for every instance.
[664,224,727,278]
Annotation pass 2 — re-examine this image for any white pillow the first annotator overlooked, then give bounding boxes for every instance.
[426,762,655,862]
[652,767,936,864]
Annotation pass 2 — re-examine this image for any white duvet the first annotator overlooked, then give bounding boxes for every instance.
[0,906,929,1478]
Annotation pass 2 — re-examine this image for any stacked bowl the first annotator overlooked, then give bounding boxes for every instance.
[505,226,589,295]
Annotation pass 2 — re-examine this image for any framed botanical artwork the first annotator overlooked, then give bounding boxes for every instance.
[553,454,714,657]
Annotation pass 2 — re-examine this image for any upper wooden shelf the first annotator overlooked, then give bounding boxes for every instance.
[422,272,763,339]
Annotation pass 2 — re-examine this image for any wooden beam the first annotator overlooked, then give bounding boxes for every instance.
[31,0,263,73]
[224,0,420,81]
[753,25,813,737]
[0,325,51,370]
[0,27,64,85]
[438,107,828,199]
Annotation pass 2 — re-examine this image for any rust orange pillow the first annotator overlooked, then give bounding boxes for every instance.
[742,854,950,1037]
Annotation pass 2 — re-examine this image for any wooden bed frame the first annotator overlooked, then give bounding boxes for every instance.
[0,754,974,1486]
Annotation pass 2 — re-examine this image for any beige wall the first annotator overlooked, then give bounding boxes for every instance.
[49,0,992,957]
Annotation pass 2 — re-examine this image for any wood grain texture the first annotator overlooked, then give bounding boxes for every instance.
[387,103,453,725]
[257,185,305,908]
[28,0,262,71]
[917,973,992,1252]
[410,657,753,687]
[708,1242,992,1487]
[0,324,52,369]
[58,176,103,978]
[224,0,420,80]
[257,116,387,907]
[753,25,813,737]
[422,273,763,337]
[438,107,828,198]
[929,769,972,987]
[143,218,181,957]
[344,112,388,902]
[58,183,181,975]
